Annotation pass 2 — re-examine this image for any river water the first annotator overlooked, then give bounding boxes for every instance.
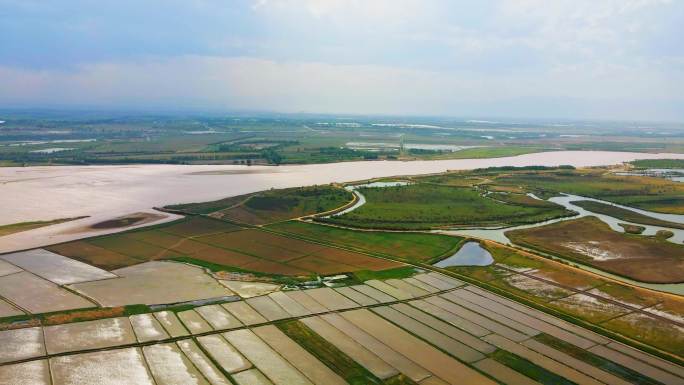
[1,150,683,252]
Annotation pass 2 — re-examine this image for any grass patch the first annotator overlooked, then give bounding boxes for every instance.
[491,168,684,214]
[572,200,684,230]
[322,183,572,230]
[533,334,663,385]
[352,266,418,282]
[0,216,86,236]
[277,320,383,385]
[601,312,684,357]
[618,223,645,234]
[171,256,303,284]
[268,221,463,263]
[506,216,684,283]
[383,375,418,385]
[631,159,684,169]
[171,185,353,224]
[490,349,576,385]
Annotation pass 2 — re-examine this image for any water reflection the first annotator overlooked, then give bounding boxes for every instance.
[433,242,494,267]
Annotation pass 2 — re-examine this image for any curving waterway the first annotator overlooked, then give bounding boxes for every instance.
[1,150,684,252]
[443,193,684,294]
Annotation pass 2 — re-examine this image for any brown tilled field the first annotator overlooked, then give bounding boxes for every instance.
[47,217,401,276]
[506,216,684,283]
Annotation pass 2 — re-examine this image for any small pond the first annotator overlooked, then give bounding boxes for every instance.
[433,241,494,267]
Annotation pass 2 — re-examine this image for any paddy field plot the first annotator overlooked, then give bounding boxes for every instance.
[0,326,45,363]
[154,310,189,337]
[143,343,210,385]
[130,313,169,342]
[334,286,378,306]
[231,369,275,385]
[224,328,314,385]
[178,309,213,334]
[484,334,604,385]
[268,291,311,317]
[70,261,231,307]
[49,216,401,276]
[177,339,233,385]
[299,316,398,380]
[283,290,328,313]
[195,304,243,330]
[0,271,95,313]
[0,298,23,317]
[303,287,358,310]
[0,249,116,285]
[340,309,498,385]
[588,344,684,385]
[268,220,463,263]
[364,279,413,300]
[0,360,51,385]
[198,334,252,373]
[0,259,22,276]
[222,301,268,325]
[245,296,290,321]
[44,316,136,354]
[253,324,348,385]
[49,348,155,385]
[347,284,397,303]
[0,271,682,385]
[319,312,432,382]
[389,302,495,354]
[372,306,486,363]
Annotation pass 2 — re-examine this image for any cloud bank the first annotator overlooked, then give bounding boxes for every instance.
[0,0,682,120]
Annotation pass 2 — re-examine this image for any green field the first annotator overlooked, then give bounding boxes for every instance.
[572,200,684,229]
[630,159,684,169]
[267,220,463,263]
[322,183,573,230]
[168,185,352,225]
[506,216,684,283]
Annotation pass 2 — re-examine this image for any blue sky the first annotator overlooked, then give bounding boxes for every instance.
[1,0,682,120]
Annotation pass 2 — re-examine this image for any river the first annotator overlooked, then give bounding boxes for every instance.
[1,150,684,252]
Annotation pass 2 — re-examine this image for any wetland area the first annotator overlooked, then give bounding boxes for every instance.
[1,151,684,385]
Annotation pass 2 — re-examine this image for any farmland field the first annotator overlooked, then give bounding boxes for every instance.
[267,221,463,263]
[46,216,399,276]
[322,183,573,230]
[506,216,684,283]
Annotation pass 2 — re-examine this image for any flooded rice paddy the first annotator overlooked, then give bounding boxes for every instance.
[2,151,684,252]
[0,272,682,384]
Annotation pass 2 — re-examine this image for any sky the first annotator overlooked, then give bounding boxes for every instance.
[0,0,682,121]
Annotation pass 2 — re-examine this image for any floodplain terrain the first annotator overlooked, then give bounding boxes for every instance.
[506,216,684,283]
[1,163,684,384]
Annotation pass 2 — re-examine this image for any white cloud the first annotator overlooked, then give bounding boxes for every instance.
[0,55,680,119]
